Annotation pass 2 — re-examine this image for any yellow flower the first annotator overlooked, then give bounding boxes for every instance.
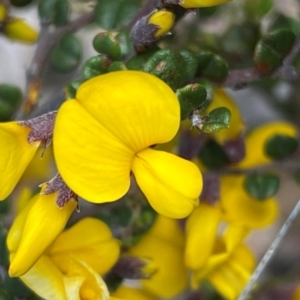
[8,211,120,300]
[148,10,175,38]
[21,257,111,300]
[127,215,188,298]
[235,122,298,169]
[177,0,231,9]
[220,175,278,228]
[4,17,38,44]
[8,186,77,277]
[0,122,40,200]
[54,71,202,218]
[204,243,255,300]
[186,213,255,299]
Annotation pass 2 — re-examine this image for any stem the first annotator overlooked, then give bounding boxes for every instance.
[283,36,300,66]
[212,157,300,176]
[127,0,158,29]
[237,199,300,300]
[20,11,94,116]
[220,65,300,88]
[28,11,94,80]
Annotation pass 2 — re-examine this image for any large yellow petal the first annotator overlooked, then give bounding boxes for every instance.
[0,122,40,200]
[220,175,278,228]
[54,99,133,203]
[185,203,221,270]
[48,218,120,275]
[9,189,77,277]
[7,193,38,254]
[132,148,202,218]
[20,255,67,300]
[75,71,180,152]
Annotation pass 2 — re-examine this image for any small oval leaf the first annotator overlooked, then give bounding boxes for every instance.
[244,173,280,200]
[201,107,231,133]
[265,134,298,160]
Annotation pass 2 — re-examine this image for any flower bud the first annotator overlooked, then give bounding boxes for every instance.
[4,18,38,44]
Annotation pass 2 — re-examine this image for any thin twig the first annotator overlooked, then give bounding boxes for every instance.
[237,199,300,300]
[283,36,300,66]
[127,0,158,29]
[211,157,300,176]
[28,11,94,80]
[220,65,300,88]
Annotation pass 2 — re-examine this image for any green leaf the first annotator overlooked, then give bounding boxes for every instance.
[53,0,69,26]
[265,134,298,160]
[195,51,228,81]
[64,79,84,99]
[111,206,133,227]
[81,55,111,80]
[126,49,158,70]
[0,84,22,121]
[113,0,141,29]
[179,50,198,81]
[176,83,207,120]
[201,107,231,133]
[198,139,229,169]
[93,32,121,60]
[254,28,296,74]
[10,0,33,7]
[244,173,280,200]
[244,0,273,19]
[143,49,186,90]
[0,288,11,300]
[38,0,69,26]
[294,170,300,186]
[0,226,8,268]
[4,276,33,298]
[94,0,140,30]
[115,30,134,58]
[108,61,128,72]
[51,33,82,73]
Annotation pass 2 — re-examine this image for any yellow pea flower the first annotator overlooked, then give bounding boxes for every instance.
[235,122,298,169]
[20,257,111,300]
[47,218,120,276]
[148,10,175,38]
[8,214,120,300]
[186,212,255,300]
[127,215,188,298]
[54,71,202,218]
[4,17,38,44]
[177,0,231,9]
[205,243,255,300]
[8,186,77,277]
[0,122,40,200]
[220,175,278,228]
